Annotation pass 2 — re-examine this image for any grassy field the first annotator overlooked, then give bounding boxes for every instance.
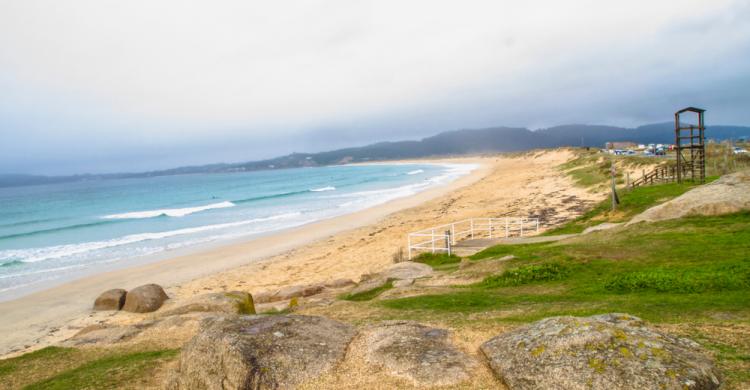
[0,346,177,389]
[373,182,750,386]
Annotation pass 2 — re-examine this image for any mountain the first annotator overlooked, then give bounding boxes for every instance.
[2,122,749,188]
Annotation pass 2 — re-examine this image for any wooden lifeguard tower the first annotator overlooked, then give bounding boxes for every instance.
[674,107,706,184]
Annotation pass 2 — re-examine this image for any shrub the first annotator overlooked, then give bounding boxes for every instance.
[413,252,461,268]
[479,263,570,288]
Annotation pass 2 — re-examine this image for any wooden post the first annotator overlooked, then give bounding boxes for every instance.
[445,230,452,256]
[489,219,493,239]
[611,163,619,211]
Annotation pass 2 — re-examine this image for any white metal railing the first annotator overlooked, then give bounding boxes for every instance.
[407,217,540,259]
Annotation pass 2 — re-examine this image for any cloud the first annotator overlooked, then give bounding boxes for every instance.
[1,0,749,174]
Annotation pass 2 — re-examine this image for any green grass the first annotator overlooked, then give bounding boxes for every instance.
[0,347,75,379]
[477,262,571,288]
[342,280,394,301]
[381,211,750,323]
[543,180,713,235]
[23,349,178,390]
[412,253,462,269]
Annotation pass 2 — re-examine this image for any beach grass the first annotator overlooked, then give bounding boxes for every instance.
[0,346,178,389]
[412,252,462,269]
[23,349,178,390]
[383,211,750,322]
[342,280,395,301]
[542,178,713,235]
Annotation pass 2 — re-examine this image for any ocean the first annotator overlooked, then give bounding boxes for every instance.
[0,163,475,300]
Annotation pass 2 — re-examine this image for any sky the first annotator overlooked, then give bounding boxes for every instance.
[1,0,749,175]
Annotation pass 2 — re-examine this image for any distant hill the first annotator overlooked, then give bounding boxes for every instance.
[2,122,749,188]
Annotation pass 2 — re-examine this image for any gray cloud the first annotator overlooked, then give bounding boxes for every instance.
[1,0,749,174]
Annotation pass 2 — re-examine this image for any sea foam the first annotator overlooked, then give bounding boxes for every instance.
[310,186,336,192]
[102,201,235,219]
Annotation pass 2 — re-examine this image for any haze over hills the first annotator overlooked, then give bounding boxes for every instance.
[2,122,749,188]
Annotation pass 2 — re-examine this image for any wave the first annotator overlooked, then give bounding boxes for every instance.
[310,186,336,192]
[0,259,23,268]
[406,169,424,175]
[0,212,302,265]
[233,190,309,204]
[102,201,235,219]
[0,220,119,241]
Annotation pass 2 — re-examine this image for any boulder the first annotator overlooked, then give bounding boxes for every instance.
[628,170,750,225]
[272,283,325,301]
[392,279,414,288]
[480,313,721,390]
[324,278,356,289]
[93,288,127,311]
[160,291,254,316]
[122,284,169,313]
[349,276,390,296]
[381,261,433,280]
[359,321,476,386]
[165,315,356,389]
[252,290,273,304]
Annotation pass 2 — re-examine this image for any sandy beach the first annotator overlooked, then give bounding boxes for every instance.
[0,150,602,358]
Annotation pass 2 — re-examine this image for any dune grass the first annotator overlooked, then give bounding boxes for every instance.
[543,179,712,235]
[342,280,394,301]
[382,207,750,324]
[24,349,178,390]
[0,346,178,390]
[412,252,462,270]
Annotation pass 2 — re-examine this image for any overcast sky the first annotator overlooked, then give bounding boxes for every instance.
[1,0,749,175]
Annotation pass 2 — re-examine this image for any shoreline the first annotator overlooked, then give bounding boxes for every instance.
[0,160,476,303]
[0,157,491,357]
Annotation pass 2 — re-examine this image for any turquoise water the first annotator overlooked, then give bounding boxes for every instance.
[0,163,474,300]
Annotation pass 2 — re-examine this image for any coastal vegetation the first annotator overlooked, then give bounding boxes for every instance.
[1,154,748,388]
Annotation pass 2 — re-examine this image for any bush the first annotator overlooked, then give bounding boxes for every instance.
[413,252,461,268]
[479,263,570,288]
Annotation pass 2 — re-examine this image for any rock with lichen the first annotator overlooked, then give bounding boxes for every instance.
[359,320,476,387]
[480,313,721,390]
[164,315,356,389]
[159,291,255,316]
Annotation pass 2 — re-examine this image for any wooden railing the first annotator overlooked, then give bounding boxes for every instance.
[631,163,693,188]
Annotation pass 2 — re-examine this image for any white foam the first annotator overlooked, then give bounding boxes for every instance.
[102,201,235,219]
[310,186,336,192]
[0,212,301,265]
[406,169,424,175]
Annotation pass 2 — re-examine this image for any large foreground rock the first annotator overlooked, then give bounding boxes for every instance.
[480,313,721,390]
[93,288,127,311]
[628,170,750,225]
[122,284,169,313]
[360,321,476,386]
[165,315,356,389]
[160,291,254,316]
